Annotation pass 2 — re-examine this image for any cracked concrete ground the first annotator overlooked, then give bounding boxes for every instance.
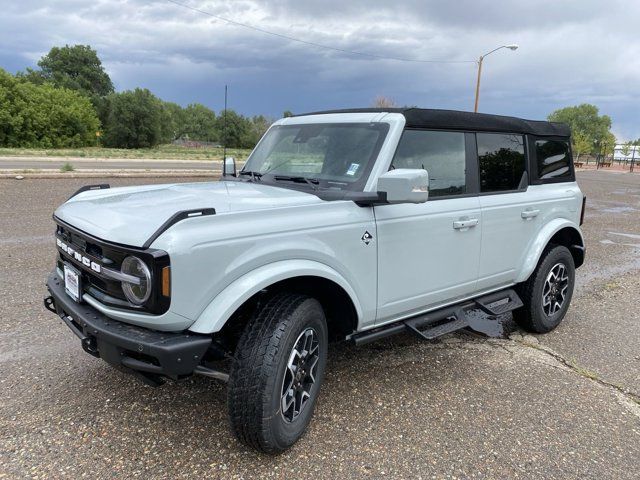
[0,171,638,479]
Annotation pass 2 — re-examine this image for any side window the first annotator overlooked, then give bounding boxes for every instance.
[391,130,466,197]
[535,139,571,180]
[477,133,526,192]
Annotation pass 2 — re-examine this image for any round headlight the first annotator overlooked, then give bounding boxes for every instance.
[121,256,152,305]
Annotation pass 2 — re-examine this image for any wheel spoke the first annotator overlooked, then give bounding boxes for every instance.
[541,262,572,317]
[282,390,295,418]
[280,327,321,423]
[307,355,319,382]
[299,391,310,412]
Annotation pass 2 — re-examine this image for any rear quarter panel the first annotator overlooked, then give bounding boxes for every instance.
[515,181,584,282]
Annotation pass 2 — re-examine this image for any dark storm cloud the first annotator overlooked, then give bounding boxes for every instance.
[1,0,638,138]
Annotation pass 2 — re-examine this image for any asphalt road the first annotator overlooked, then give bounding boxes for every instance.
[0,171,638,479]
[0,157,219,171]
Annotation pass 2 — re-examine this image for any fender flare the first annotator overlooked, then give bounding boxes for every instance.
[516,219,585,283]
[188,259,364,334]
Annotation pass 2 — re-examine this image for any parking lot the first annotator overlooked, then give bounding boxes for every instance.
[1,170,638,479]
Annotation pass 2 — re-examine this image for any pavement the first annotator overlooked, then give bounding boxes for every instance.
[0,171,639,479]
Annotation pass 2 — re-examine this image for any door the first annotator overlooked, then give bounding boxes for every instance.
[374,130,481,325]
[475,132,538,290]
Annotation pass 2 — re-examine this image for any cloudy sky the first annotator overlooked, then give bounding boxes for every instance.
[2,0,638,139]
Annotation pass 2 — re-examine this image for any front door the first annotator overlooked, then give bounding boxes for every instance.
[374,129,481,325]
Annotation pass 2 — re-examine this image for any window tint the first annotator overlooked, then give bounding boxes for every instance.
[391,130,466,197]
[535,139,571,180]
[477,133,526,192]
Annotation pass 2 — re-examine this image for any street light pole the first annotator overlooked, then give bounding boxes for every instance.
[473,44,519,113]
[474,56,484,113]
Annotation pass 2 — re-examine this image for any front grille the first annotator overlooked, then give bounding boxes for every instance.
[54,218,171,315]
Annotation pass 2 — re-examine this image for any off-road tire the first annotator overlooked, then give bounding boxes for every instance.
[514,244,575,333]
[228,293,328,453]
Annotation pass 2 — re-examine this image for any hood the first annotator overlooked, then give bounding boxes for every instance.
[55,181,323,247]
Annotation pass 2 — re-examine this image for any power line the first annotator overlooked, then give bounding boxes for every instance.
[163,0,476,64]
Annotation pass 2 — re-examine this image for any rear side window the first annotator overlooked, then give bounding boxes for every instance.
[477,133,526,193]
[391,130,466,197]
[535,139,571,180]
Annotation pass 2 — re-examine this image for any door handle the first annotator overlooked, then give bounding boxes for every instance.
[453,218,479,230]
[521,209,540,219]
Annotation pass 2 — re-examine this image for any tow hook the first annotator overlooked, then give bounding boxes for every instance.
[44,296,57,314]
[81,336,99,357]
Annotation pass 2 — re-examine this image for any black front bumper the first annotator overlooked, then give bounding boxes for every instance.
[45,270,212,383]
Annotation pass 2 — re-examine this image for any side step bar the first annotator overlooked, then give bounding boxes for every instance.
[352,288,523,346]
[474,289,523,315]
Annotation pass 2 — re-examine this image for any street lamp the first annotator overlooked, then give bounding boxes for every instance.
[473,44,519,112]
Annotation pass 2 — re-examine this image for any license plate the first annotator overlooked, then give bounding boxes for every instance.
[64,263,82,302]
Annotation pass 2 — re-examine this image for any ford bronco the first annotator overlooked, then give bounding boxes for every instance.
[44,108,585,453]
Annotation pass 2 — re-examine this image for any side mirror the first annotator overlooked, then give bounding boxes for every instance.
[377,169,429,204]
[223,157,236,177]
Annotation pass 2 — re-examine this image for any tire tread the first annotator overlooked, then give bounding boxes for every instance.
[228,292,311,453]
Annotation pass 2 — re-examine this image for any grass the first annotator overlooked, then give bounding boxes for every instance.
[568,358,600,381]
[60,162,75,172]
[0,144,253,161]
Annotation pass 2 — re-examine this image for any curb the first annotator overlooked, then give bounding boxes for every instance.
[0,156,227,164]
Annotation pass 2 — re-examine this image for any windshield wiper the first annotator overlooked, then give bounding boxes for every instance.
[238,170,263,182]
[273,175,320,190]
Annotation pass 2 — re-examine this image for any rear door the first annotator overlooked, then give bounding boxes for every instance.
[475,132,539,290]
[375,130,481,325]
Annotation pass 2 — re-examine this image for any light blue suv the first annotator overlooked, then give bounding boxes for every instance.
[45,108,585,453]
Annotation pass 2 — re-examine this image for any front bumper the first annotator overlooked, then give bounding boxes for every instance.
[45,270,212,383]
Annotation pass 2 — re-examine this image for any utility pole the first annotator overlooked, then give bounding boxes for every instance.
[222,84,228,162]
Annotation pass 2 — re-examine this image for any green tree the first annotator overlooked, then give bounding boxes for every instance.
[101,89,164,148]
[160,101,186,143]
[247,115,273,145]
[180,103,217,141]
[548,104,616,156]
[216,109,254,148]
[0,68,99,147]
[283,110,294,118]
[572,131,592,163]
[22,45,114,98]
[620,142,632,158]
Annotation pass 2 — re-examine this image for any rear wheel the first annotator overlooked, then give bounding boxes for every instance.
[228,293,328,453]
[515,245,575,333]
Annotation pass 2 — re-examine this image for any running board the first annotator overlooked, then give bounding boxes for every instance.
[352,288,523,346]
[405,313,469,340]
[474,289,523,315]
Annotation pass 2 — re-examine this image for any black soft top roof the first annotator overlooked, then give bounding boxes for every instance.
[295,108,570,137]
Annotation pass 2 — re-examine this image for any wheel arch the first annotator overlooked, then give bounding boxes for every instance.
[516,220,585,283]
[188,260,362,340]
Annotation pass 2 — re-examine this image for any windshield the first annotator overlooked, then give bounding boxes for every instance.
[241,122,389,191]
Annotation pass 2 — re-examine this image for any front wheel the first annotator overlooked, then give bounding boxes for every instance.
[228,293,328,453]
[514,245,576,333]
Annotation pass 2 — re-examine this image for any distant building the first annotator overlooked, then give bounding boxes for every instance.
[613,144,640,162]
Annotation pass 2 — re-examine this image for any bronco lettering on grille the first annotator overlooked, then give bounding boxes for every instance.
[56,238,101,273]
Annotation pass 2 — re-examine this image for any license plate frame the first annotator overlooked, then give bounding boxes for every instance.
[63,263,82,303]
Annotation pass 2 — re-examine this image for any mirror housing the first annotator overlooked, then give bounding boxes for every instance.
[223,157,236,177]
[377,169,429,204]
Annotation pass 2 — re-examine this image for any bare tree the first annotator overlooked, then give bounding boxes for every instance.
[372,95,397,108]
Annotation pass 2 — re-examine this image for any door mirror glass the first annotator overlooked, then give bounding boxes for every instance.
[377,169,429,204]
[223,157,237,177]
